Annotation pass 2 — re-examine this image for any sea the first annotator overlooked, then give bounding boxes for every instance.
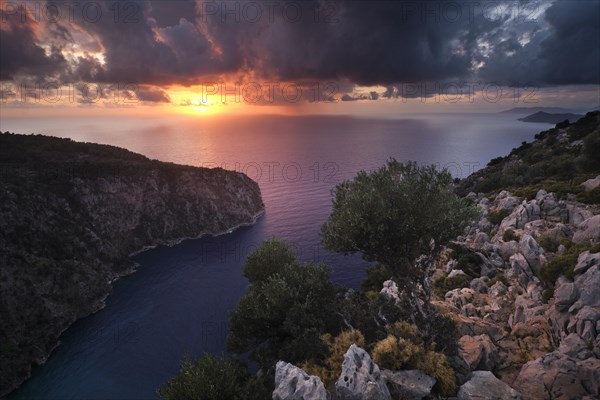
[1,113,543,399]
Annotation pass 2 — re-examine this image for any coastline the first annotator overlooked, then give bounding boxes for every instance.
[6,209,265,397]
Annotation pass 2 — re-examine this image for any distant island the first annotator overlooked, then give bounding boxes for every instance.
[501,107,584,114]
[518,111,584,124]
[0,133,264,396]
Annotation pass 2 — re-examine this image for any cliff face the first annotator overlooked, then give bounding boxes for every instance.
[0,133,264,395]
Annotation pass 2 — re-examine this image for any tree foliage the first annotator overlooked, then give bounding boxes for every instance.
[228,240,339,367]
[243,238,296,283]
[157,354,270,400]
[322,160,478,285]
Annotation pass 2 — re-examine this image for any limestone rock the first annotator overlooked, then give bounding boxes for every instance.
[554,282,579,312]
[557,333,594,360]
[573,251,600,275]
[573,215,600,243]
[273,361,327,400]
[581,175,600,192]
[457,371,522,400]
[380,280,400,304]
[470,277,489,294]
[335,344,391,400]
[382,369,436,400]
[514,352,600,400]
[458,334,498,371]
[518,235,545,275]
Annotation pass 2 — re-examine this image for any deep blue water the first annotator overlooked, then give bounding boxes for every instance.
[3,113,543,399]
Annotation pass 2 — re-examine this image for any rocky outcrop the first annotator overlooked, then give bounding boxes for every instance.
[273,361,327,400]
[513,351,600,400]
[335,344,391,400]
[0,133,264,396]
[573,215,600,243]
[457,371,522,400]
[382,369,436,400]
[458,334,498,371]
[582,175,600,192]
[440,187,600,398]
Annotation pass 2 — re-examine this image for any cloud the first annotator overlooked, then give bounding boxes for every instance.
[0,6,67,81]
[1,0,598,94]
[134,86,171,103]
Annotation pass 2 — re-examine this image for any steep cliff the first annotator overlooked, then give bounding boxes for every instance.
[0,133,264,395]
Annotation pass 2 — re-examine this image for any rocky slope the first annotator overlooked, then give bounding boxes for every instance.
[272,113,600,399]
[0,133,264,396]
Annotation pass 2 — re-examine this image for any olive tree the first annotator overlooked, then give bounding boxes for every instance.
[321,160,478,321]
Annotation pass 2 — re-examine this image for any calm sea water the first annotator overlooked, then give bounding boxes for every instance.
[3,113,542,399]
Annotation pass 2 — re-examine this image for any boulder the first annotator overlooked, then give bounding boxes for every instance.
[477,252,498,278]
[573,251,600,275]
[473,231,490,246]
[470,277,488,294]
[382,369,436,400]
[488,281,507,299]
[566,305,600,341]
[557,333,594,360]
[448,269,468,278]
[458,334,498,371]
[506,253,535,291]
[273,361,327,400]
[554,282,579,312]
[518,235,545,274]
[457,371,522,400]
[335,344,391,400]
[575,265,600,308]
[573,215,600,243]
[568,204,593,226]
[514,352,600,400]
[380,280,400,304]
[581,175,600,192]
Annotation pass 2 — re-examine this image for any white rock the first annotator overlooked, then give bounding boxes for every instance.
[335,344,391,400]
[273,361,327,400]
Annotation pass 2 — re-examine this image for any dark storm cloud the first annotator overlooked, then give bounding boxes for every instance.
[0,7,67,80]
[477,0,600,86]
[134,86,171,103]
[1,0,598,92]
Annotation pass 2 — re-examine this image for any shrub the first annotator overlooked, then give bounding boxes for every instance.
[157,354,270,400]
[577,186,600,204]
[361,263,394,292]
[433,274,472,298]
[303,330,365,386]
[243,238,296,283]
[537,232,565,253]
[488,209,511,225]
[371,322,457,396]
[539,242,600,285]
[502,229,520,242]
[487,273,508,287]
[542,288,554,304]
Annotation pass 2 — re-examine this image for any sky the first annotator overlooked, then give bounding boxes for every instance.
[0,0,599,116]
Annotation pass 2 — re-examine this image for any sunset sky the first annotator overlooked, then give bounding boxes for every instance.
[1,0,599,116]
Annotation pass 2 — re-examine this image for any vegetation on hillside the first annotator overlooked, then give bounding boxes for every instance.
[457,111,600,201]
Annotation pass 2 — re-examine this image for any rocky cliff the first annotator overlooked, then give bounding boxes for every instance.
[271,113,600,400]
[0,133,264,396]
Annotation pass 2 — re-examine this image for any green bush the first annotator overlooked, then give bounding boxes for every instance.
[243,238,296,283]
[502,229,520,242]
[487,274,508,287]
[577,186,600,204]
[537,232,565,253]
[433,274,472,297]
[157,354,270,400]
[539,243,600,285]
[488,209,511,225]
[361,263,394,292]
